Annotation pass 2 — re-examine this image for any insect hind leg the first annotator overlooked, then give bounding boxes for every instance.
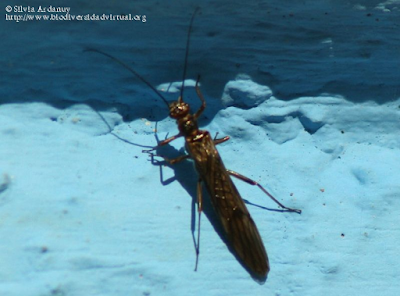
[193,178,203,271]
[227,169,302,214]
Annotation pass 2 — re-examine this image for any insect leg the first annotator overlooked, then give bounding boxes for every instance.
[147,151,190,165]
[161,154,190,165]
[193,76,206,120]
[214,136,230,145]
[156,133,183,146]
[227,169,302,214]
[212,132,230,145]
[194,177,203,271]
[142,133,182,153]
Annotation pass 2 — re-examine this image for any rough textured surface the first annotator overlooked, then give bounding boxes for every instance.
[1,1,400,295]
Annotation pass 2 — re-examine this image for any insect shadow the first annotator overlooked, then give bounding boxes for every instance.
[94,108,153,149]
[94,102,295,282]
[94,102,278,282]
[148,131,289,283]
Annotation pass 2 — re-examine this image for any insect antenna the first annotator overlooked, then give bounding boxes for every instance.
[179,7,200,103]
[84,48,170,108]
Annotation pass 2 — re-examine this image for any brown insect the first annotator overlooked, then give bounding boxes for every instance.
[88,8,301,282]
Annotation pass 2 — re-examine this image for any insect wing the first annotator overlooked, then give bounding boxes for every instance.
[187,132,270,278]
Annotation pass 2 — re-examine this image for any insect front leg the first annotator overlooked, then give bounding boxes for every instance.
[227,169,302,214]
[212,132,230,145]
[145,147,191,185]
[159,154,190,165]
[142,133,183,153]
[214,136,230,145]
[147,152,190,165]
[142,132,185,168]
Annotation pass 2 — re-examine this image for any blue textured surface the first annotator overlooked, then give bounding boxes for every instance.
[1,1,400,295]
